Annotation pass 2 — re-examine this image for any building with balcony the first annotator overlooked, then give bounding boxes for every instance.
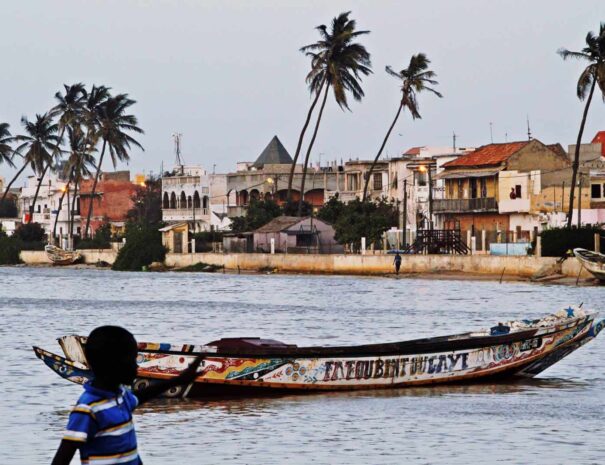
[435,139,573,240]
[227,135,343,216]
[161,165,231,231]
[329,159,389,202]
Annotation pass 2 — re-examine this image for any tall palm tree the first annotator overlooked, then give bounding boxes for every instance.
[0,123,15,168]
[83,93,144,237]
[558,23,605,229]
[10,114,60,223]
[52,126,95,238]
[362,54,442,202]
[295,11,372,215]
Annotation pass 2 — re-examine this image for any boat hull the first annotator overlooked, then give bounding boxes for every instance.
[33,313,604,398]
[574,248,605,281]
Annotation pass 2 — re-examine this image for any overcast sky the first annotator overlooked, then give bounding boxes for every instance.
[1,0,605,183]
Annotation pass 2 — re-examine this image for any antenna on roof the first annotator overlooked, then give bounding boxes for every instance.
[526,115,532,141]
[489,122,493,144]
[452,131,457,152]
[172,133,185,170]
[505,132,508,142]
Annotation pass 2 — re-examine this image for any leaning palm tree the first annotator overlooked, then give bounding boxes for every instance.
[362,54,442,202]
[10,114,61,222]
[295,11,372,215]
[83,93,144,237]
[0,123,15,168]
[52,126,95,238]
[558,23,605,229]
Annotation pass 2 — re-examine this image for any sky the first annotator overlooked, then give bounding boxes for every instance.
[1,0,605,184]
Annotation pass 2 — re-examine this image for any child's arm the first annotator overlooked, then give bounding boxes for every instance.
[51,440,79,465]
[136,355,204,405]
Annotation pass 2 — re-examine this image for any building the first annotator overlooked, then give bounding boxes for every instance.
[79,171,136,236]
[17,172,78,237]
[161,165,231,231]
[160,222,189,253]
[251,216,343,254]
[328,159,389,202]
[434,139,574,247]
[227,136,344,216]
[570,131,605,225]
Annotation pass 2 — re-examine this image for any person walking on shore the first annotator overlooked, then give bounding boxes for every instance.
[394,252,402,275]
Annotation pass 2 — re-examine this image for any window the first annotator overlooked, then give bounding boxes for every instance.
[470,178,478,199]
[480,178,487,198]
[457,179,464,199]
[592,183,602,199]
[373,173,383,190]
[416,171,427,186]
[37,205,41,213]
[515,185,522,198]
[296,233,314,247]
[448,181,454,199]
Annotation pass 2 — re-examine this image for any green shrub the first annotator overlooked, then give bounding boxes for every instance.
[75,224,112,249]
[0,235,22,265]
[112,222,167,271]
[540,226,603,257]
[14,223,46,242]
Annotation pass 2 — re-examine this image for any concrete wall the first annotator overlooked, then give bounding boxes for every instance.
[20,249,117,265]
[164,252,593,278]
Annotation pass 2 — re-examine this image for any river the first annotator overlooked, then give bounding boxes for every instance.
[1,267,603,464]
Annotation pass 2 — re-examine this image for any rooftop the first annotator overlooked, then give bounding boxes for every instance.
[443,141,529,168]
[253,136,293,168]
[254,216,305,233]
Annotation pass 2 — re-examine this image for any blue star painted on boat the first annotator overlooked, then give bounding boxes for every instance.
[566,307,575,317]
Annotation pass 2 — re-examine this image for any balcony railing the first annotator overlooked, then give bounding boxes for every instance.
[433,197,498,213]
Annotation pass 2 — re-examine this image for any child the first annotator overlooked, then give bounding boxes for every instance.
[51,326,203,465]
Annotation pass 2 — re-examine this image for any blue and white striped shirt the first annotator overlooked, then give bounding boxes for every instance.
[64,382,141,465]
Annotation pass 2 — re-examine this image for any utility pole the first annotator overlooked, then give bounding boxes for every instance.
[403,179,408,247]
[489,122,493,144]
[428,162,434,231]
[452,131,457,152]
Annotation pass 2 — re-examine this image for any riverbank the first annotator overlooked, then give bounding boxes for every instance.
[16,249,596,282]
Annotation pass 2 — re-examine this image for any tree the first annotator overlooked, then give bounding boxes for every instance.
[52,126,96,238]
[332,198,398,251]
[0,123,15,168]
[127,176,163,226]
[294,11,372,216]
[11,113,61,222]
[84,94,144,237]
[558,23,605,229]
[316,194,345,224]
[230,199,282,233]
[362,54,442,202]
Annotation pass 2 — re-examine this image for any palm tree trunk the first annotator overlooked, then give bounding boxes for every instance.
[52,169,74,238]
[0,162,27,205]
[297,84,330,217]
[362,102,404,202]
[567,77,597,229]
[28,163,51,224]
[70,178,79,237]
[287,78,327,204]
[84,140,106,238]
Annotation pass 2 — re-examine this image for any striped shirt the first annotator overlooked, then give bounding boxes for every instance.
[64,382,142,465]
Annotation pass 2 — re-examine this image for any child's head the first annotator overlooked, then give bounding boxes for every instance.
[85,326,138,385]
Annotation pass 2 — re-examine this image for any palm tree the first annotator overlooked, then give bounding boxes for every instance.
[52,126,95,238]
[362,54,442,202]
[295,11,372,215]
[558,23,605,229]
[0,123,15,168]
[83,93,144,237]
[10,114,60,222]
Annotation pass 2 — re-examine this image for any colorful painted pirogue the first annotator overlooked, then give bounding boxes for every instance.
[33,307,604,398]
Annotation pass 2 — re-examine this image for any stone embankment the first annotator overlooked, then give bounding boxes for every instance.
[19,249,592,280]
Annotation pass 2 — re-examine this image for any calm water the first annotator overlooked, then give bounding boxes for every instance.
[1,267,604,465]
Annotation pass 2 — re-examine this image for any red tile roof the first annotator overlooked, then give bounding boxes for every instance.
[404,146,422,155]
[443,141,529,168]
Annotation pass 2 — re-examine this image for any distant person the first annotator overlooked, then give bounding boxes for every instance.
[51,326,203,465]
[394,252,402,275]
[509,188,517,199]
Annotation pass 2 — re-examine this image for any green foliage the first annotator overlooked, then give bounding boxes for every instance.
[540,226,603,257]
[331,199,398,251]
[112,222,166,271]
[127,177,162,226]
[14,222,46,242]
[75,223,112,249]
[0,235,22,265]
[0,199,18,218]
[282,200,312,217]
[230,199,282,233]
[316,195,345,224]
[175,262,223,273]
[191,230,224,253]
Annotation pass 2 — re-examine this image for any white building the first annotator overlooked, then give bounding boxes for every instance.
[161,165,232,231]
[18,172,79,237]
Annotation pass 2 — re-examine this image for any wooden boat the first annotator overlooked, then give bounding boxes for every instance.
[44,244,81,265]
[33,307,604,398]
[574,248,605,281]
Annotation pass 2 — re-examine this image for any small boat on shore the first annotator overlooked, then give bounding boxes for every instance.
[33,307,603,398]
[574,248,605,281]
[44,245,81,266]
